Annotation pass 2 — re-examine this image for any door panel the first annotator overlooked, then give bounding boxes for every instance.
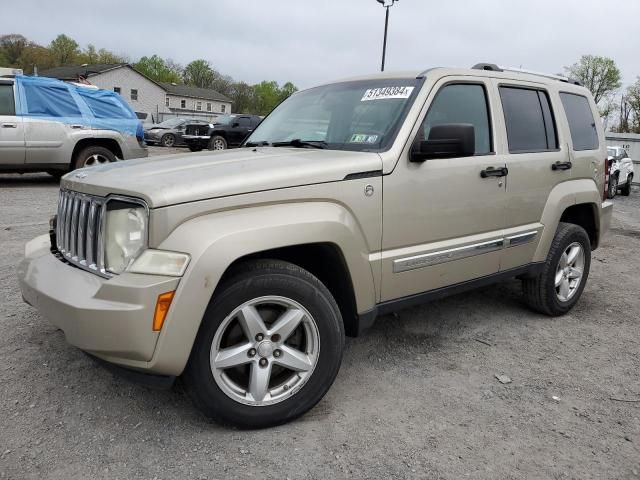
[0,115,25,164]
[381,78,506,302]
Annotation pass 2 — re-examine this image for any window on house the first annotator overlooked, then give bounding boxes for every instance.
[221,104,226,113]
[559,92,599,151]
[499,87,558,153]
[113,87,121,94]
[181,99,186,109]
[130,89,138,101]
[196,101,202,111]
[420,83,492,155]
[207,103,212,111]
[165,97,169,107]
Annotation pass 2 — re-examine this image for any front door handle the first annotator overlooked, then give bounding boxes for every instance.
[552,161,572,171]
[480,166,508,178]
[1,123,17,128]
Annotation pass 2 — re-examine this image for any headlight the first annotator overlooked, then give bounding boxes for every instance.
[104,199,148,274]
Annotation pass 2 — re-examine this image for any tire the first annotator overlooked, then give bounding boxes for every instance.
[161,134,176,147]
[73,146,117,170]
[620,174,633,196]
[208,135,227,151]
[188,145,203,152]
[522,222,591,316]
[608,173,618,199]
[183,259,344,429]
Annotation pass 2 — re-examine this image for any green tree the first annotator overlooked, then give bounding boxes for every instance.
[18,43,54,74]
[135,54,182,83]
[0,34,28,65]
[253,80,282,115]
[279,81,298,102]
[183,59,214,88]
[229,81,255,113]
[49,34,79,66]
[565,55,622,106]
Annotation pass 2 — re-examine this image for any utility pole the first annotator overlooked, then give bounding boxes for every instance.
[376,0,398,72]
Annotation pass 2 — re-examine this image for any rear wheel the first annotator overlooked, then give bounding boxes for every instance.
[621,174,633,196]
[73,146,116,170]
[183,259,344,428]
[522,222,591,316]
[208,135,227,151]
[161,133,176,147]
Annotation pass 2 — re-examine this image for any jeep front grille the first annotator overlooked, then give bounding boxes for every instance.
[55,189,108,276]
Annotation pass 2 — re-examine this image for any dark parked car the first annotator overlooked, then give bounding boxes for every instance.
[182,114,262,151]
[145,118,211,147]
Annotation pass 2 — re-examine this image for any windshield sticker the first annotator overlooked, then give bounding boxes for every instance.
[349,134,379,144]
[361,86,414,101]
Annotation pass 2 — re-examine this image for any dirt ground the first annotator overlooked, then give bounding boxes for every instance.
[1,150,639,479]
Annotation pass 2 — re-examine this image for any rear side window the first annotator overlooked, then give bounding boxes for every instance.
[23,83,81,117]
[238,117,252,127]
[0,84,15,115]
[421,83,492,155]
[560,93,598,151]
[499,87,557,153]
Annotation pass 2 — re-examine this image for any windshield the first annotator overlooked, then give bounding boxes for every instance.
[156,118,184,128]
[245,79,422,151]
[214,114,236,125]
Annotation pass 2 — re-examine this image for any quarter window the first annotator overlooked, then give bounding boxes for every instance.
[560,93,598,151]
[130,89,138,101]
[421,83,492,155]
[499,87,557,153]
[0,84,15,115]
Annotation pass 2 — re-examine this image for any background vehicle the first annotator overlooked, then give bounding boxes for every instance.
[0,75,147,177]
[182,114,262,151]
[144,118,211,147]
[19,64,612,428]
[607,146,634,198]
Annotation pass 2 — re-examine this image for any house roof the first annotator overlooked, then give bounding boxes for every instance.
[160,82,232,104]
[40,64,126,80]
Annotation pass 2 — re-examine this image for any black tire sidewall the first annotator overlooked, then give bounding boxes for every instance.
[544,226,591,314]
[184,265,344,429]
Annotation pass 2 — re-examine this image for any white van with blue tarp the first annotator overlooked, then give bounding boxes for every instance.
[0,75,147,177]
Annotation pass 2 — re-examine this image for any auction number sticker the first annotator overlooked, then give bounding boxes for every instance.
[361,86,414,101]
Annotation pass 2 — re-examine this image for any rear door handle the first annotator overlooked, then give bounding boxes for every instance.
[552,161,572,171]
[480,166,508,178]
[1,123,17,128]
[70,124,85,129]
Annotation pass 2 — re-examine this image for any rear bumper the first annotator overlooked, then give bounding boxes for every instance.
[18,235,180,368]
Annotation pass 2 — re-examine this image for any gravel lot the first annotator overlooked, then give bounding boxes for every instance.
[1,148,639,479]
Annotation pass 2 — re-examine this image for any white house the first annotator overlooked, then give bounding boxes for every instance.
[40,64,233,123]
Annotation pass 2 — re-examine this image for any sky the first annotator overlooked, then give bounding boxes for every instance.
[2,0,639,90]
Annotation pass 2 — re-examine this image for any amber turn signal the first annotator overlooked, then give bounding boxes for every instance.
[153,291,175,331]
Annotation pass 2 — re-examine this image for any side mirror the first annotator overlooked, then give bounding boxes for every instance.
[410,124,475,162]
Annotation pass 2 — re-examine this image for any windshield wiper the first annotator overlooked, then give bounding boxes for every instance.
[271,139,327,149]
[245,140,271,147]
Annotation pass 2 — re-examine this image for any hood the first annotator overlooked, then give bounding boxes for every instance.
[62,147,382,208]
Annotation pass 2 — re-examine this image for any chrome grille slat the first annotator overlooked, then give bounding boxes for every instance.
[54,189,109,277]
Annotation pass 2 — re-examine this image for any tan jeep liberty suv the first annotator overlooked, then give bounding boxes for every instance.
[19,63,613,428]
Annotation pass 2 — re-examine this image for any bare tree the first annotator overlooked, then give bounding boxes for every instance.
[565,55,622,107]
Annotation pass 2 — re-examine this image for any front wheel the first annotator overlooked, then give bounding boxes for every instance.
[161,133,176,147]
[522,222,591,316]
[620,174,633,196]
[208,135,227,151]
[183,260,344,428]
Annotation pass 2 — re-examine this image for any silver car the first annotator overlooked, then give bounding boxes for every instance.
[144,118,211,147]
[0,75,147,178]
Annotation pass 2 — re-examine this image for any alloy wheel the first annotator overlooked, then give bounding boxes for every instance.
[210,296,320,406]
[555,242,585,302]
[82,154,111,167]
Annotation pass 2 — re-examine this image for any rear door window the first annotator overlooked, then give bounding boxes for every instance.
[559,92,599,151]
[23,82,81,117]
[0,84,15,115]
[499,87,558,153]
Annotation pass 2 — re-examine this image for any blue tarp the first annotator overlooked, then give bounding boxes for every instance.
[15,75,142,138]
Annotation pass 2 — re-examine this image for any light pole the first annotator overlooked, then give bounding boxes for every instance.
[376,0,398,72]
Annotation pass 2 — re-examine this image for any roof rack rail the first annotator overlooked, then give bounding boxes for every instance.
[471,63,582,86]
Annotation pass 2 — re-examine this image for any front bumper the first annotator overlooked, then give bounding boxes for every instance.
[18,235,180,367]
